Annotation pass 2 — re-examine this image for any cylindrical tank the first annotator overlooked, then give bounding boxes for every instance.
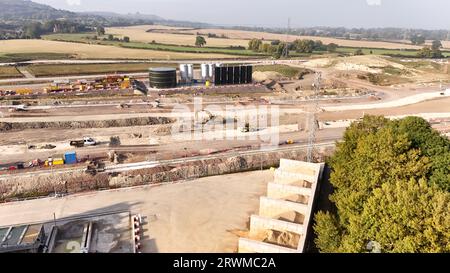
[208,64,215,79]
[226,66,234,85]
[233,66,240,84]
[179,64,188,81]
[187,64,194,81]
[220,67,227,85]
[201,64,208,80]
[240,65,247,84]
[246,65,253,84]
[149,67,177,89]
[214,67,221,85]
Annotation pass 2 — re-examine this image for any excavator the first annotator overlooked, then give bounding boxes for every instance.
[85,160,106,175]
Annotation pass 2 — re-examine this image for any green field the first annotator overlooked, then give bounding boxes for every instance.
[254,65,311,78]
[0,53,74,63]
[0,66,23,79]
[26,63,177,77]
[336,46,450,57]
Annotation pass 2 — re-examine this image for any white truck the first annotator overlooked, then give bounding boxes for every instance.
[70,137,97,148]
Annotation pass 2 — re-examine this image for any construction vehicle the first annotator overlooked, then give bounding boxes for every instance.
[285,139,295,145]
[43,75,134,94]
[15,88,33,95]
[45,157,64,167]
[85,160,106,175]
[0,90,16,96]
[70,137,97,148]
[240,122,258,133]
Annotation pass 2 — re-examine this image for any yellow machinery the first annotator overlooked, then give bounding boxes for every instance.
[41,75,134,94]
[45,157,65,166]
[15,88,32,95]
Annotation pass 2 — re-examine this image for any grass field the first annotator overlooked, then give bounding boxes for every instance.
[336,46,450,57]
[0,39,242,61]
[254,65,310,78]
[26,63,177,77]
[0,53,74,63]
[0,66,23,79]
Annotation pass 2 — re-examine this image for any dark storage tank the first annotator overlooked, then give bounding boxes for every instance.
[240,66,247,84]
[149,67,177,89]
[220,67,227,85]
[246,65,253,84]
[226,66,234,85]
[215,67,222,86]
[233,66,241,84]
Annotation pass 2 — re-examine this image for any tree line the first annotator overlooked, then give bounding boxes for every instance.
[233,25,450,42]
[248,38,339,58]
[314,116,450,253]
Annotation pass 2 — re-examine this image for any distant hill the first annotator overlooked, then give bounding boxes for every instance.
[82,11,164,22]
[0,0,76,21]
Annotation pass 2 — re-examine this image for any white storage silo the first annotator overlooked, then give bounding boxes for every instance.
[201,64,208,80]
[208,64,215,79]
[179,64,188,81]
[187,64,194,81]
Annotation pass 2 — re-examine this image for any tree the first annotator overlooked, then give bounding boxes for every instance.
[327,43,338,53]
[417,46,443,58]
[432,40,443,51]
[314,115,450,253]
[195,36,206,47]
[354,49,364,55]
[294,39,315,53]
[411,34,426,45]
[123,36,130,43]
[107,34,114,41]
[271,40,281,46]
[96,26,105,36]
[23,22,43,39]
[358,180,450,253]
[248,39,263,51]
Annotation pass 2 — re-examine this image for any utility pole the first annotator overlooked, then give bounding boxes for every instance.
[306,72,321,163]
[282,18,291,58]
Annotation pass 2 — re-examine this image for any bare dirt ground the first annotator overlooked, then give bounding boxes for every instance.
[0,170,271,253]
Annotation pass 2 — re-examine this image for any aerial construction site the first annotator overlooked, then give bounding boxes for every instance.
[1,0,450,255]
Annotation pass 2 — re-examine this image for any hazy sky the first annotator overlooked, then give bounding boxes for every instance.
[33,0,450,29]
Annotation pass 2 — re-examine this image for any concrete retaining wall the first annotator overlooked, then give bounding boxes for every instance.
[267,182,312,200]
[259,197,308,220]
[249,215,304,237]
[238,238,299,253]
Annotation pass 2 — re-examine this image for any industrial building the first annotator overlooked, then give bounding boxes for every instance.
[148,64,254,90]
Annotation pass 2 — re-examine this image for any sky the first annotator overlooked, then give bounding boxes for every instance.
[32,0,450,30]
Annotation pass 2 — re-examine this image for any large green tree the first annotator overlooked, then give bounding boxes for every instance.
[248,38,263,51]
[195,36,206,47]
[314,115,450,253]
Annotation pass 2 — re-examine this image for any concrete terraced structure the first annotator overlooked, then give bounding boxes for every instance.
[238,159,324,253]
